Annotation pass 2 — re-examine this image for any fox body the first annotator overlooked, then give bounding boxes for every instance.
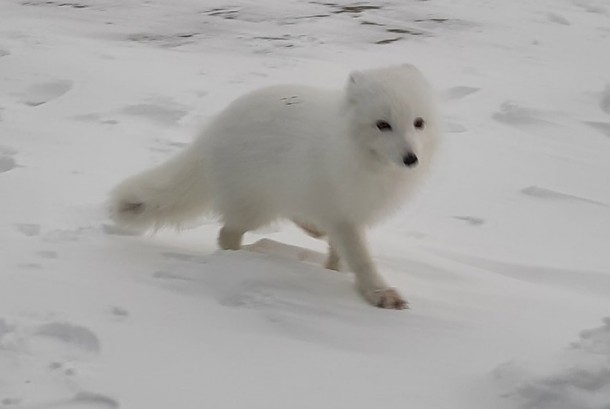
[110,65,439,309]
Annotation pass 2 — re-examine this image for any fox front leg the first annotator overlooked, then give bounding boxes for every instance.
[328,223,407,309]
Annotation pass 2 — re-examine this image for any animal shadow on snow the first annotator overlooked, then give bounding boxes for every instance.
[152,238,357,311]
[149,239,416,352]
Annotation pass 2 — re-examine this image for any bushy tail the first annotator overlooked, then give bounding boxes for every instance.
[108,146,210,231]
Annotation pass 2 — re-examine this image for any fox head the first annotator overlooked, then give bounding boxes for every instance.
[344,64,439,170]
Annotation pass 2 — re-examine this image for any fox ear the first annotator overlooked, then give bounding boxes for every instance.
[346,71,367,104]
[348,70,365,85]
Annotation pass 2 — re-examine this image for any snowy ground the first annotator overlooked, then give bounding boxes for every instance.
[1,0,610,408]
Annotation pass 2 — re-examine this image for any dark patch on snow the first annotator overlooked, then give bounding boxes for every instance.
[294,14,331,19]
[414,18,449,23]
[386,28,423,35]
[360,20,384,26]
[328,4,382,14]
[22,0,90,8]
[375,37,402,45]
[453,216,485,226]
[127,32,201,48]
[203,8,239,19]
[521,186,608,207]
[1,398,21,406]
[110,306,129,317]
[281,95,302,106]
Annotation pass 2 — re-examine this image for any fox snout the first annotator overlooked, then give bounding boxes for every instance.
[402,152,418,167]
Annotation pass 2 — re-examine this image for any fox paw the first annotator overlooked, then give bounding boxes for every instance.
[362,287,408,310]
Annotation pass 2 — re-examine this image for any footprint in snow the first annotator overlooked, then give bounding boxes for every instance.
[18,262,43,270]
[17,80,73,107]
[71,113,120,126]
[218,278,352,323]
[43,227,91,243]
[0,317,16,337]
[219,280,286,309]
[149,139,189,154]
[215,242,353,312]
[161,252,204,262]
[61,392,120,408]
[109,306,129,319]
[1,398,22,406]
[547,12,571,25]
[495,317,610,409]
[444,86,480,101]
[0,145,18,174]
[49,360,78,376]
[120,99,189,125]
[11,392,119,409]
[36,250,59,259]
[14,223,41,237]
[444,122,468,133]
[31,322,101,357]
[573,0,607,14]
[493,101,551,127]
[101,223,139,236]
[0,319,111,408]
[0,155,17,173]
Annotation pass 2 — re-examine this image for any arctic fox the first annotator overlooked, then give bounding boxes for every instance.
[109,65,439,309]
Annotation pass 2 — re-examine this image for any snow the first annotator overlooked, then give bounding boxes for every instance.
[495,318,610,409]
[0,0,609,408]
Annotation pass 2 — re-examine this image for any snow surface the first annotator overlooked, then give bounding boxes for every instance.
[1,0,609,408]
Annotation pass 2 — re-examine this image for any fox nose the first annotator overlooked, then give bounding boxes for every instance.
[402,153,419,167]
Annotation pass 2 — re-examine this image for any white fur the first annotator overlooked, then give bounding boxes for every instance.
[109,64,439,309]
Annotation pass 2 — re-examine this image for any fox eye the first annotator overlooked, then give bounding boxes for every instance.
[414,117,425,129]
[376,120,392,131]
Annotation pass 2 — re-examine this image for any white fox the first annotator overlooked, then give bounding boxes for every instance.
[109,64,439,309]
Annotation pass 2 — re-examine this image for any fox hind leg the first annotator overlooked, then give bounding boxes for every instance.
[218,225,246,250]
[218,203,273,251]
[294,219,341,271]
[325,243,340,271]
